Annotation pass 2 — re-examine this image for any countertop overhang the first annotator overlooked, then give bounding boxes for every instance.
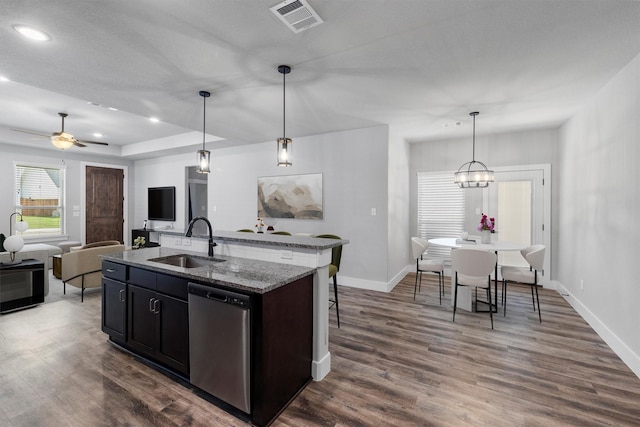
[102,247,316,294]
[159,229,348,250]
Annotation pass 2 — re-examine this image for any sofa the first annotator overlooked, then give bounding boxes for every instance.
[0,243,63,297]
[61,241,125,301]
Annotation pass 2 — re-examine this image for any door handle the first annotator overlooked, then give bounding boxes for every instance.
[119,289,125,302]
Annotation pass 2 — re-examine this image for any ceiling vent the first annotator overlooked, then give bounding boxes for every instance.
[270,0,324,33]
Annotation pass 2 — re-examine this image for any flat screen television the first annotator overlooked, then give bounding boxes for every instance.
[148,186,176,221]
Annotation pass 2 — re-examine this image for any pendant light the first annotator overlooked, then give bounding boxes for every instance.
[454,112,494,188]
[196,90,211,174]
[277,65,292,167]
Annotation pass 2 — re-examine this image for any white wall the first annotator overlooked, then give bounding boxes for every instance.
[135,126,395,290]
[558,52,640,376]
[387,126,411,287]
[0,144,133,244]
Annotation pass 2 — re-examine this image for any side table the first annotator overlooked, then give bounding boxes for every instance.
[53,254,62,279]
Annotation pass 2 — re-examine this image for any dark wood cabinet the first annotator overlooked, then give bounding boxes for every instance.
[101,277,127,341]
[127,283,189,375]
[127,284,157,356]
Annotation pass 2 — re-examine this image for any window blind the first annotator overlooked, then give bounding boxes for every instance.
[14,163,65,236]
[417,172,465,260]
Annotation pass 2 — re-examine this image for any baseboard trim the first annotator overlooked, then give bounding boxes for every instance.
[556,281,640,379]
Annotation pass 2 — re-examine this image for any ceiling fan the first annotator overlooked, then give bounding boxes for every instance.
[12,112,109,150]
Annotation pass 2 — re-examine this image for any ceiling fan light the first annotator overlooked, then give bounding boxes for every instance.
[51,134,75,150]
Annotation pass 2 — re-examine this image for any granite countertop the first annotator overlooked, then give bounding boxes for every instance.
[159,229,348,249]
[102,247,316,294]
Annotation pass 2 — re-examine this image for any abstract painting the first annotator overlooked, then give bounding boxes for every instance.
[258,173,323,219]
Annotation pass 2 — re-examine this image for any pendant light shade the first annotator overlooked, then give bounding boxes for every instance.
[277,65,292,167]
[454,112,494,188]
[196,90,211,174]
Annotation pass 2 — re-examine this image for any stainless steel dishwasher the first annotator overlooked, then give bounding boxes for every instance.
[188,282,251,414]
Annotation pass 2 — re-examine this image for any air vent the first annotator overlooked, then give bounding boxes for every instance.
[270,0,324,33]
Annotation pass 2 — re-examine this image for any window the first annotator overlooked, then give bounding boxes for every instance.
[14,163,66,238]
[417,172,465,260]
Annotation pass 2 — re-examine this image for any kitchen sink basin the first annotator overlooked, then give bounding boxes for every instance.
[148,254,226,268]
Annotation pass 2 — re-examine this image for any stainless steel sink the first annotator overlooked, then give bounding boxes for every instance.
[148,254,226,268]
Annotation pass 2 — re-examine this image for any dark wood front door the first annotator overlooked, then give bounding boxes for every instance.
[86,166,124,243]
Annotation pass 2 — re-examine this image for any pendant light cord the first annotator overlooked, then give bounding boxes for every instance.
[282,70,286,138]
[470,111,478,162]
[202,94,206,150]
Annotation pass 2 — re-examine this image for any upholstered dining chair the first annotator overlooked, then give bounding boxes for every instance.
[270,231,292,235]
[315,234,343,328]
[451,248,497,329]
[500,244,545,322]
[410,237,445,304]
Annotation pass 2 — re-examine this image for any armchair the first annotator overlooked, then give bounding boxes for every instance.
[61,241,124,301]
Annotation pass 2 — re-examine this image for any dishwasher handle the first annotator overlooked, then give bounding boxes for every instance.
[188,282,251,308]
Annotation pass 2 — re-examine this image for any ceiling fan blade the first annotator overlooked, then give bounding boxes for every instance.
[11,129,49,138]
[72,140,87,148]
[77,139,109,146]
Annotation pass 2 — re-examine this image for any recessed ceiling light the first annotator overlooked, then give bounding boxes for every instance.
[0,76,9,82]
[93,133,103,138]
[13,25,51,42]
[107,107,118,111]
[442,121,462,128]
[149,117,160,123]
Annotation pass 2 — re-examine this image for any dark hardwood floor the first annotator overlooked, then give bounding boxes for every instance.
[1,272,639,426]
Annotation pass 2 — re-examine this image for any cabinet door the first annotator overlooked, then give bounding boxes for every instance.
[127,284,156,357]
[155,294,189,375]
[102,278,127,342]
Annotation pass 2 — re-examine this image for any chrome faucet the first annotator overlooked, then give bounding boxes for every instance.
[185,217,217,257]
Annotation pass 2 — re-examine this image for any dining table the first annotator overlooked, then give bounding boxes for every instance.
[428,237,527,312]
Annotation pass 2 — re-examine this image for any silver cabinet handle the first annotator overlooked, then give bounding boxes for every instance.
[153,298,160,314]
[106,268,117,273]
[149,298,155,313]
[119,289,125,302]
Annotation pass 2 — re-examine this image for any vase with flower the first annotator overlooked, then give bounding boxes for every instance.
[476,213,495,244]
[255,217,265,233]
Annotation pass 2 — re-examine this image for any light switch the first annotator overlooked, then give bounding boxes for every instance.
[475,208,481,215]
[371,208,377,216]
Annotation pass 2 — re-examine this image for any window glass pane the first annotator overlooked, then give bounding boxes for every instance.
[417,172,465,260]
[15,164,65,237]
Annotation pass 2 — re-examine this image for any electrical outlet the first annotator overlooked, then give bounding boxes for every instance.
[281,250,293,260]
[371,208,377,216]
[174,238,182,246]
[182,238,191,246]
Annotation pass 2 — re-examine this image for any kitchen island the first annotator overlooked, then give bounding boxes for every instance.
[159,230,349,382]
[101,246,316,427]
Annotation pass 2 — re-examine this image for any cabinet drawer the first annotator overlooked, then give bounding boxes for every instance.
[157,273,189,300]
[102,261,127,282]
[129,267,157,290]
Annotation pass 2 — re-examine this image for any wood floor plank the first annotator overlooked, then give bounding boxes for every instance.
[1,272,639,426]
